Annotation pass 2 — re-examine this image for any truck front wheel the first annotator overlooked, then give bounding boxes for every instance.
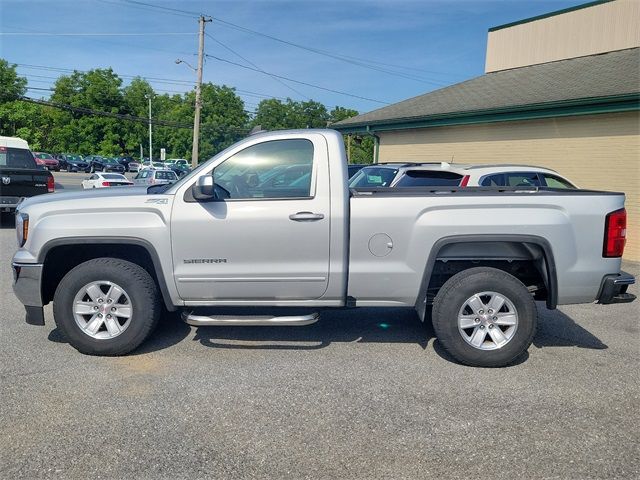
[432,267,537,367]
[53,258,161,355]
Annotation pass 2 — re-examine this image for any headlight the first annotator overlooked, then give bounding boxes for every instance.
[16,212,29,247]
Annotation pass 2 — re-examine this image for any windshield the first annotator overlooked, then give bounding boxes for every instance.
[102,173,127,180]
[349,166,399,188]
[35,153,53,159]
[65,154,82,162]
[103,158,117,164]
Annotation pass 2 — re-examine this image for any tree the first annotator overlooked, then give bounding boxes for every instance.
[0,59,27,103]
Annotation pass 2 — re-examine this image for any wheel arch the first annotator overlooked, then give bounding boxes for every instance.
[39,237,177,312]
[416,234,558,321]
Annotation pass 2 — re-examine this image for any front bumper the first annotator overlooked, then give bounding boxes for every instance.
[597,271,636,304]
[12,262,45,325]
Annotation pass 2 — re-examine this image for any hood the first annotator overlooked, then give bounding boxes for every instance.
[19,185,153,209]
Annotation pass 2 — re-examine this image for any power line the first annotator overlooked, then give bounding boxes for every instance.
[101,0,453,84]
[205,54,390,105]
[20,96,193,129]
[211,18,448,85]
[0,32,195,36]
[95,0,198,18]
[205,32,309,100]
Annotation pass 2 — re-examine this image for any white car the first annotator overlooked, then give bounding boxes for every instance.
[349,163,577,189]
[133,168,178,186]
[82,173,133,189]
[127,162,141,173]
[140,161,167,171]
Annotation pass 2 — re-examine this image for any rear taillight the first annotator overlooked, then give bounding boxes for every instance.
[102,181,111,187]
[460,175,470,187]
[47,175,55,193]
[603,208,626,257]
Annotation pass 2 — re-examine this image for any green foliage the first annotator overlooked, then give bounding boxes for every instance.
[0,59,371,164]
[0,59,27,103]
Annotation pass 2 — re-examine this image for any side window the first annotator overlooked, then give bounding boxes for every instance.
[480,174,504,187]
[542,174,575,189]
[505,172,541,187]
[214,139,314,199]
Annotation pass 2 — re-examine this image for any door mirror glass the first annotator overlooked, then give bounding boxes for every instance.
[192,174,231,201]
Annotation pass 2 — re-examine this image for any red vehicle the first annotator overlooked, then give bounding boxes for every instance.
[33,152,60,172]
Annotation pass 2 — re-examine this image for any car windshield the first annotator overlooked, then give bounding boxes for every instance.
[102,173,127,180]
[65,155,82,162]
[349,167,399,188]
[153,162,165,168]
[35,153,53,159]
[103,158,117,164]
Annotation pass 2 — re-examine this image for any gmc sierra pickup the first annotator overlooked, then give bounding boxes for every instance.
[12,129,635,367]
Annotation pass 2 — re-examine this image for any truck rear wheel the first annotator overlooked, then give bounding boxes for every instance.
[431,267,537,367]
[53,258,161,355]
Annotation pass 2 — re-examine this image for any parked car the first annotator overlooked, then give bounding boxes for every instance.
[117,156,138,172]
[87,156,126,173]
[127,161,141,173]
[32,152,60,172]
[81,172,133,189]
[347,164,366,179]
[59,154,89,172]
[165,158,189,167]
[133,168,178,186]
[140,161,167,171]
[53,154,68,171]
[11,129,634,367]
[0,136,54,212]
[168,163,190,177]
[349,163,577,189]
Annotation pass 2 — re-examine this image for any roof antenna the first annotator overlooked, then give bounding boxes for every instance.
[451,154,455,164]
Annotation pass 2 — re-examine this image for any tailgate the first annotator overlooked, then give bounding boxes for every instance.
[0,167,50,198]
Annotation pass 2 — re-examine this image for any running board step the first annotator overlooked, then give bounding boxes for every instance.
[182,311,319,327]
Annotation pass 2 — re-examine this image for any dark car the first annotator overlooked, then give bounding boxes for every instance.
[33,152,60,172]
[53,154,68,171]
[117,156,137,172]
[1,137,54,213]
[168,163,191,177]
[87,156,126,173]
[61,154,89,173]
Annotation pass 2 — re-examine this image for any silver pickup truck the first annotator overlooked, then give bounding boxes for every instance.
[12,129,635,367]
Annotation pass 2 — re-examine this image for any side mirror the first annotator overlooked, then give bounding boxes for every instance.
[192,175,215,200]
[192,172,231,201]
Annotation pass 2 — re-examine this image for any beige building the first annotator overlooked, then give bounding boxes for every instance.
[334,0,640,260]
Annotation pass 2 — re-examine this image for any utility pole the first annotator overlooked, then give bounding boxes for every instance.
[146,94,153,161]
[191,15,211,168]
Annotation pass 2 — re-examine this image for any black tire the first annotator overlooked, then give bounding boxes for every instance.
[432,267,537,367]
[53,257,161,355]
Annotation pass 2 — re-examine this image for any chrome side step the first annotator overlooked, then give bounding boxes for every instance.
[182,311,319,327]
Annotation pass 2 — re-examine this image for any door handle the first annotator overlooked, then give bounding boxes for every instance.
[289,211,325,222]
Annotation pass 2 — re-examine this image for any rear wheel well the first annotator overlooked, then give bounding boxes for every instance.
[422,240,556,314]
[41,243,171,309]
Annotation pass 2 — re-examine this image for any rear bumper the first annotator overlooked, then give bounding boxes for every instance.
[597,271,636,304]
[1,196,21,211]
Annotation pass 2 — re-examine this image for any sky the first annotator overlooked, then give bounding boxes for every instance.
[1,0,582,115]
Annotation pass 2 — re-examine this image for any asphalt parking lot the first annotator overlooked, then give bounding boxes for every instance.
[0,213,639,478]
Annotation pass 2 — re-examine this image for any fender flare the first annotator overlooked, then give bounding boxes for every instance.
[415,234,558,319]
[38,236,177,312]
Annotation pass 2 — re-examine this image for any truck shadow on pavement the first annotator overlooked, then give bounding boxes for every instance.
[108,304,608,365]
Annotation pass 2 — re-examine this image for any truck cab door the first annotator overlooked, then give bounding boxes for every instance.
[171,134,331,301]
